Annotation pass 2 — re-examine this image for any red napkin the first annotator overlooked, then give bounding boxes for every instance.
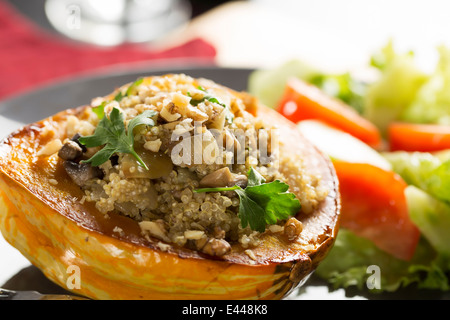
[0,1,217,100]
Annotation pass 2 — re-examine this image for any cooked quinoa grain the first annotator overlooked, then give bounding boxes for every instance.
[57,74,329,256]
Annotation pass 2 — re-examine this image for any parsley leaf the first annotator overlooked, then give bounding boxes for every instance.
[247,166,266,186]
[111,77,143,103]
[78,108,157,169]
[126,78,144,97]
[114,91,123,102]
[195,167,301,232]
[92,101,106,119]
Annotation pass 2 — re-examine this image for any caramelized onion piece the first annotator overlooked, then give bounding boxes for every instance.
[121,149,173,179]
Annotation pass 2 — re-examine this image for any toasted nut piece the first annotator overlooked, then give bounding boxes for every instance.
[139,219,170,243]
[185,104,208,122]
[202,238,231,256]
[160,102,181,122]
[284,217,303,241]
[184,230,205,240]
[195,237,231,257]
[37,139,63,157]
[213,226,226,239]
[143,139,162,153]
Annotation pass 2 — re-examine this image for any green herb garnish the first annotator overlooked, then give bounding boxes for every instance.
[195,168,301,232]
[78,107,157,169]
[114,91,123,102]
[126,78,144,97]
[91,78,144,120]
[92,101,106,119]
[111,77,143,103]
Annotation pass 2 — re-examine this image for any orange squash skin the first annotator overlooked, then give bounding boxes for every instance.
[0,81,340,300]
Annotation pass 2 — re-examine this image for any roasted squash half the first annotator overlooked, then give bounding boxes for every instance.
[0,75,340,300]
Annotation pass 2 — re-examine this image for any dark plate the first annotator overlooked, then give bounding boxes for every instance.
[0,64,447,300]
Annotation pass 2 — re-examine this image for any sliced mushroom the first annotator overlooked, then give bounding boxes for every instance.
[199,167,248,188]
[231,174,248,188]
[58,140,83,161]
[199,167,232,188]
[70,133,87,152]
[63,160,104,187]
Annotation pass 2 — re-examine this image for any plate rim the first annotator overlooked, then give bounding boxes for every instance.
[0,60,255,110]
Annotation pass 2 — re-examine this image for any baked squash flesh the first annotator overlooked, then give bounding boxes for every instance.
[0,74,340,300]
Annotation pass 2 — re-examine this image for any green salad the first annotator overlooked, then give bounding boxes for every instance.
[248,41,450,293]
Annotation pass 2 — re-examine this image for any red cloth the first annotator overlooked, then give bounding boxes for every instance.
[0,1,216,100]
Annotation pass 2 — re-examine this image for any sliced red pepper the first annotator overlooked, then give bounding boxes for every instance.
[389,122,450,152]
[277,78,381,148]
[333,160,420,261]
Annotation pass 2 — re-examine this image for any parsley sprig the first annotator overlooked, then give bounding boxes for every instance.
[78,107,157,169]
[195,168,301,232]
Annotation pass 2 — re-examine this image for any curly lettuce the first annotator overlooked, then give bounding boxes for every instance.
[383,151,450,205]
[315,228,449,293]
[363,42,428,136]
[401,46,450,125]
[248,60,366,113]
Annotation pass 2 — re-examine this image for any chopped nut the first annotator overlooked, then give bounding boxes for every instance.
[37,139,63,157]
[213,226,226,239]
[185,104,209,122]
[143,139,162,152]
[160,102,181,122]
[284,217,303,241]
[244,249,257,261]
[195,237,231,257]
[268,224,284,233]
[139,219,170,243]
[172,92,191,108]
[184,230,205,240]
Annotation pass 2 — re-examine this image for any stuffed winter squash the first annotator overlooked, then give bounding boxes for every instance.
[0,74,340,300]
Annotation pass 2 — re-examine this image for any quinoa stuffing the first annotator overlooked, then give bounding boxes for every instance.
[51,74,328,257]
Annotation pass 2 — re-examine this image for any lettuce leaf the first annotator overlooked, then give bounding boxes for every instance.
[406,186,450,257]
[383,151,450,204]
[401,46,450,125]
[363,44,428,137]
[247,60,366,112]
[315,229,449,292]
[247,60,319,109]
